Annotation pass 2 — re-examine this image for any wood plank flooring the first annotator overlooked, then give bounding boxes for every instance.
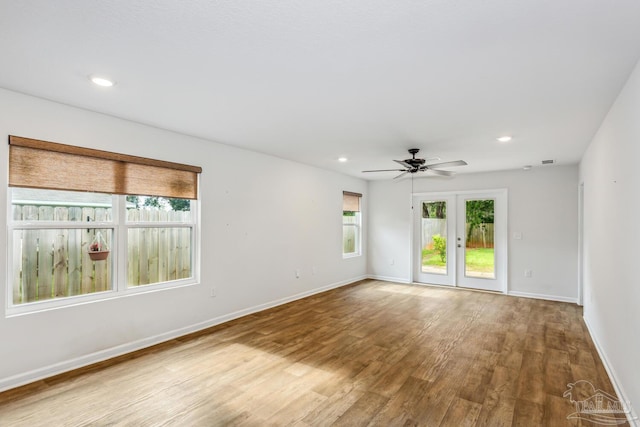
[0,280,629,426]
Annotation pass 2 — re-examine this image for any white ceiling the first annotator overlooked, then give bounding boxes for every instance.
[1,1,640,179]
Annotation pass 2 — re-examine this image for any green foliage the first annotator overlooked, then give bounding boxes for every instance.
[421,249,446,267]
[168,198,191,211]
[423,201,446,219]
[343,211,356,217]
[127,196,191,211]
[464,248,495,273]
[144,197,162,208]
[466,199,494,243]
[126,195,140,208]
[422,247,495,274]
[432,234,447,262]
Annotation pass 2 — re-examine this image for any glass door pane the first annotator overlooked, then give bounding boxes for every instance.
[464,199,495,279]
[414,195,456,286]
[421,201,448,275]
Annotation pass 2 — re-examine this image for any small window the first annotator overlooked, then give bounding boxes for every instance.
[343,191,362,257]
[125,196,195,287]
[10,189,116,304]
[7,136,201,314]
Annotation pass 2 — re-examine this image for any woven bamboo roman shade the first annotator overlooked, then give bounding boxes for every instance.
[9,136,202,199]
[343,191,361,212]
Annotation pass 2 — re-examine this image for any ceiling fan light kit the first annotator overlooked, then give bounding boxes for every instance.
[362,148,467,179]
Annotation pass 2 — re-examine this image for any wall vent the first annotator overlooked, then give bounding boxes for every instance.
[541,159,555,165]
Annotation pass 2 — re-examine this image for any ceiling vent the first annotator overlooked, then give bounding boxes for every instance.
[541,159,555,165]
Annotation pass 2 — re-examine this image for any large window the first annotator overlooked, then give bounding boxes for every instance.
[343,191,362,257]
[7,136,201,314]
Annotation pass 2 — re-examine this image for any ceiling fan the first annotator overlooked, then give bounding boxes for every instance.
[362,148,467,179]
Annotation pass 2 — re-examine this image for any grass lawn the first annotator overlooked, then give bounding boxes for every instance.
[421,249,446,267]
[422,247,494,273]
[464,248,495,273]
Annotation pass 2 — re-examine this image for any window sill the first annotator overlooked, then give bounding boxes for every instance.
[343,253,361,259]
[6,279,198,318]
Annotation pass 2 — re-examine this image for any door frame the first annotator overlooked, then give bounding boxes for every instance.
[410,189,508,293]
[577,182,584,306]
[412,195,457,286]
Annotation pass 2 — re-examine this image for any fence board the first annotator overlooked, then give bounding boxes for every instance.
[38,207,54,301]
[148,211,159,284]
[12,206,23,304]
[94,209,109,292]
[158,211,169,283]
[53,207,69,297]
[138,210,149,285]
[168,227,177,281]
[158,227,168,283]
[421,218,447,249]
[127,209,140,286]
[81,207,95,294]
[67,207,83,296]
[466,223,495,248]
[22,206,39,303]
[180,227,191,279]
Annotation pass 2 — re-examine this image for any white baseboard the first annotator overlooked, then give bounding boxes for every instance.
[583,317,639,426]
[507,290,577,304]
[0,275,366,393]
[366,274,411,284]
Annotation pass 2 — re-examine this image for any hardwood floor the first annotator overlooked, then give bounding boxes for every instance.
[0,280,629,426]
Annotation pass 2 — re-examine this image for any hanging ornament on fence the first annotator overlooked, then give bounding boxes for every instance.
[88,231,110,261]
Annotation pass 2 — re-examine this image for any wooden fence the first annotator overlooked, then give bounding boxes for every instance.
[466,223,494,248]
[343,215,358,253]
[11,205,192,305]
[421,219,494,249]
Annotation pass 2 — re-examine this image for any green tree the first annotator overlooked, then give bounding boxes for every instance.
[423,201,446,219]
[128,196,190,211]
[432,234,447,262]
[168,198,191,211]
[466,200,494,244]
[126,195,141,208]
[143,197,161,208]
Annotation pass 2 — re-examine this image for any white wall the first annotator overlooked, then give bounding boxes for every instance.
[580,58,640,422]
[368,165,579,301]
[0,89,367,390]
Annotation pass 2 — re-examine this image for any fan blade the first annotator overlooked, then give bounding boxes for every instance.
[393,171,409,180]
[362,168,407,173]
[425,169,455,177]
[393,160,412,168]
[426,160,467,169]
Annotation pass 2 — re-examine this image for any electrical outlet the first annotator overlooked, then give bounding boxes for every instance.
[210,287,217,297]
[524,270,532,278]
[295,269,300,279]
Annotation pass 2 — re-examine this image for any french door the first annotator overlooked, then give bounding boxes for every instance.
[413,190,507,292]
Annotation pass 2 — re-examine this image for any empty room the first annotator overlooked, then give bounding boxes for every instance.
[0,1,639,426]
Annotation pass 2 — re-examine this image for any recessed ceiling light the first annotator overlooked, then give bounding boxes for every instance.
[497,136,512,143]
[523,165,532,171]
[338,157,348,162]
[90,76,115,87]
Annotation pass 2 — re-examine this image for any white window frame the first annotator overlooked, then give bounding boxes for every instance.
[342,211,362,258]
[6,190,200,316]
[342,189,362,259]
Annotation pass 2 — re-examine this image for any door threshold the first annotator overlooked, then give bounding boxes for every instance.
[411,282,505,295]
